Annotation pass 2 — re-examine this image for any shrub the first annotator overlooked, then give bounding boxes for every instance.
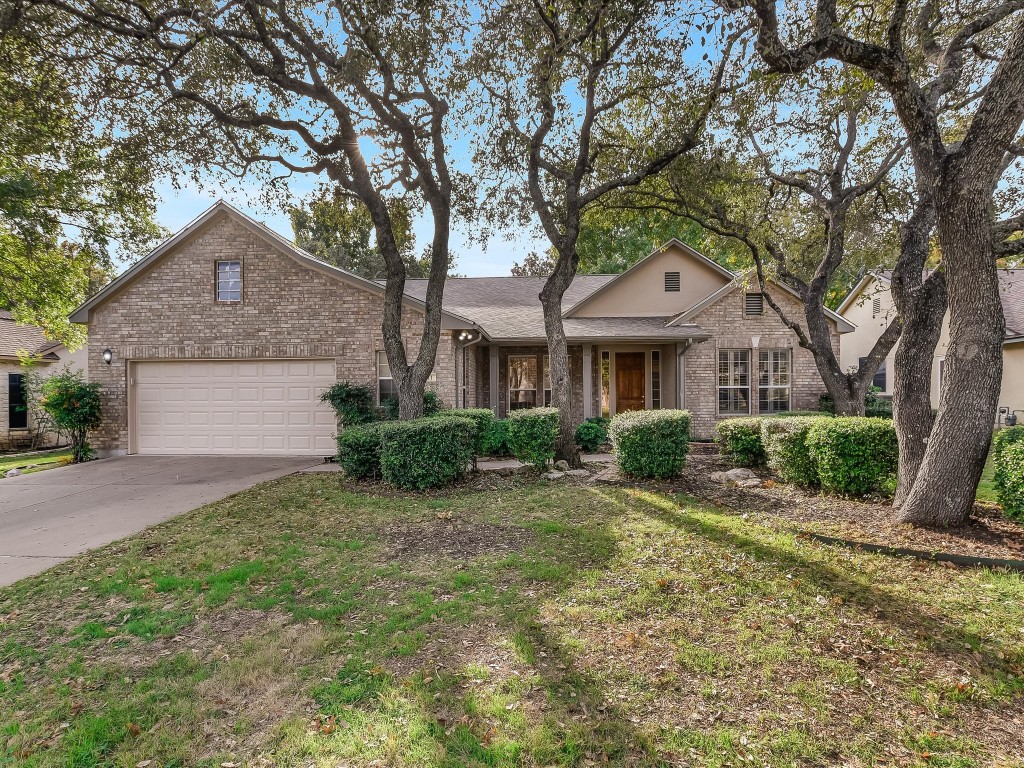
[441,408,495,457]
[993,426,1024,488]
[995,442,1024,521]
[481,419,512,457]
[507,407,559,470]
[336,424,385,480]
[806,417,898,496]
[320,381,376,427]
[378,415,475,490]
[761,416,824,487]
[40,369,102,463]
[716,417,767,467]
[575,417,609,453]
[380,391,442,420]
[610,410,691,479]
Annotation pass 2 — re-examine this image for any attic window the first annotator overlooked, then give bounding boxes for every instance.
[745,292,764,315]
[216,260,241,302]
[872,296,881,318]
[664,272,680,292]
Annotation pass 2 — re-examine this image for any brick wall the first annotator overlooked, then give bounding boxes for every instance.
[87,212,457,454]
[490,345,583,423]
[684,286,839,439]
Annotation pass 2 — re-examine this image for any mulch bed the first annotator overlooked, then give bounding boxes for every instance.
[598,452,1024,562]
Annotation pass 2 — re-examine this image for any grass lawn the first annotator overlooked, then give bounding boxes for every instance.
[977,452,999,504]
[2,476,1023,767]
[0,448,71,476]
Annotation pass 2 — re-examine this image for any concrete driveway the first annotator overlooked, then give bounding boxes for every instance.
[0,455,318,587]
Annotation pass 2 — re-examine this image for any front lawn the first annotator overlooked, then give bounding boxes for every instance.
[0,448,71,476]
[2,475,1023,767]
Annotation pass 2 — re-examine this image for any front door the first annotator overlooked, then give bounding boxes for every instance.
[615,352,645,413]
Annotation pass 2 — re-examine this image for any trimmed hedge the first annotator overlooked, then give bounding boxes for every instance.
[761,416,822,487]
[507,407,559,469]
[336,423,385,480]
[481,418,512,457]
[378,415,475,490]
[806,417,898,496]
[442,408,494,456]
[575,417,610,453]
[716,417,768,467]
[994,426,1024,520]
[610,410,691,479]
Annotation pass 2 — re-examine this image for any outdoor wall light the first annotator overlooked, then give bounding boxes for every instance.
[458,331,475,342]
[102,348,113,365]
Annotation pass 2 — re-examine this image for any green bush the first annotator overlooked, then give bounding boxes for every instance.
[610,410,691,479]
[381,390,442,420]
[806,417,898,496]
[336,424,385,480]
[507,407,559,470]
[320,381,376,427]
[995,442,1024,521]
[575,417,609,453]
[40,369,102,463]
[993,427,1024,519]
[716,417,767,467]
[378,415,475,490]
[436,408,494,458]
[761,416,824,487]
[481,419,512,457]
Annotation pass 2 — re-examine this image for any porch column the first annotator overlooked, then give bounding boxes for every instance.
[582,345,593,419]
[489,344,500,416]
[676,341,689,410]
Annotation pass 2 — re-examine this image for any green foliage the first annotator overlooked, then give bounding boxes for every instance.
[993,427,1024,519]
[507,407,559,470]
[819,389,893,419]
[320,381,376,427]
[378,415,475,490]
[716,417,768,467]
[806,417,898,496]
[442,408,494,456]
[575,417,609,453]
[995,442,1024,521]
[39,368,101,462]
[609,410,691,479]
[336,424,385,481]
[380,390,442,420]
[481,418,512,457]
[761,416,826,487]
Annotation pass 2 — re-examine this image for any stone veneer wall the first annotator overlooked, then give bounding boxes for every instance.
[86,213,457,454]
[683,286,838,439]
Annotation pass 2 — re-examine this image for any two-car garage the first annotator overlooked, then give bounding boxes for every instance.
[131,359,338,456]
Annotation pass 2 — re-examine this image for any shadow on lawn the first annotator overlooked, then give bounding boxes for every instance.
[627,489,1022,683]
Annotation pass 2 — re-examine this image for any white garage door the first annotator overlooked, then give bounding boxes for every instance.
[133,359,337,455]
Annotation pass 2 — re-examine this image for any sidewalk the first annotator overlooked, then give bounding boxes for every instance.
[477,452,615,472]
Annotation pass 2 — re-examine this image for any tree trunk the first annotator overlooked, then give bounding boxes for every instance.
[540,247,581,469]
[899,184,1004,526]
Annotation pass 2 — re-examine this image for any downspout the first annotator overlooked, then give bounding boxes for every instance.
[456,330,484,409]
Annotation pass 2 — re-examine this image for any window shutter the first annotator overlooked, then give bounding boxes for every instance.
[664,272,680,292]
[744,292,764,315]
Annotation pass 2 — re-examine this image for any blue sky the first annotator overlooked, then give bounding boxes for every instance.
[150,177,545,278]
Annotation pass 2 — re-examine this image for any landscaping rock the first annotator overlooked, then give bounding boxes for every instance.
[709,468,760,486]
[4,468,21,478]
[565,469,590,478]
[736,478,763,488]
[553,460,570,471]
[543,471,566,480]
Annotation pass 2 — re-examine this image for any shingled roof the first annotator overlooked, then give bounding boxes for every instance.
[0,311,61,360]
[397,276,710,342]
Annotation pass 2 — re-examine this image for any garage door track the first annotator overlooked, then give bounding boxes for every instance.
[0,455,317,587]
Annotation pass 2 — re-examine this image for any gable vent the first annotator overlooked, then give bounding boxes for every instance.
[664,272,680,292]
[745,292,764,315]
[872,296,881,317]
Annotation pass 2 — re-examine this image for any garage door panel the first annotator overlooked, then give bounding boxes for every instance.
[134,359,337,456]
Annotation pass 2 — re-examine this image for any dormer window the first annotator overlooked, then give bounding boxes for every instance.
[664,271,680,292]
[745,292,764,315]
[216,260,241,302]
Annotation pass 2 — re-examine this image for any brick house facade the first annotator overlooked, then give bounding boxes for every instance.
[71,202,851,455]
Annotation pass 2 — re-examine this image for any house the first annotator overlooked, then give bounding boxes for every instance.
[1,310,88,450]
[837,269,1024,425]
[69,201,853,457]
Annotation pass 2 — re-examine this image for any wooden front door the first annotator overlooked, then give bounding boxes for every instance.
[615,352,645,413]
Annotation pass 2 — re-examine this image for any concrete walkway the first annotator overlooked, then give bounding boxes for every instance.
[0,455,317,587]
[477,452,615,471]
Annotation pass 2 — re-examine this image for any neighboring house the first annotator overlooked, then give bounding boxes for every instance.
[838,269,1024,424]
[69,201,853,457]
[1,310,89,449]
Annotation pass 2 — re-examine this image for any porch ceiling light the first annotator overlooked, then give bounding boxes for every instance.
[459,331,475,342]
[102,348,113,365]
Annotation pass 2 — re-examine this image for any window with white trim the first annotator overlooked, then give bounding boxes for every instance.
[376,351,434,405]
[859,356,887,390]
[542,355,552,406]
[651,350,661,409]
[758,348,791,413]
[216,260,241,302]
[718,349,750,415]
[508,355,538,411]
[600,350,610,418]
